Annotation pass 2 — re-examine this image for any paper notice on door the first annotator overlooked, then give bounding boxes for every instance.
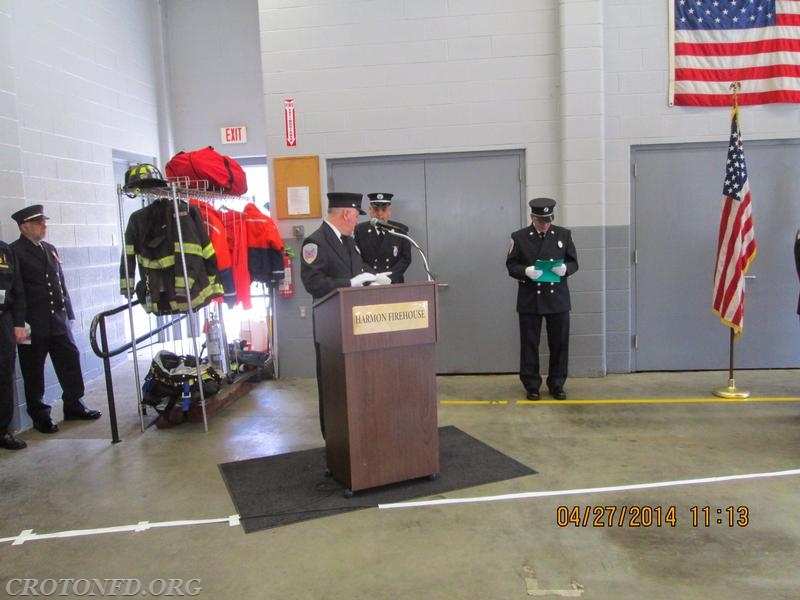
[287,186,310,215]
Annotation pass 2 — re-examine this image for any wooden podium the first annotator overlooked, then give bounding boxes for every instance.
[313,281,440,492]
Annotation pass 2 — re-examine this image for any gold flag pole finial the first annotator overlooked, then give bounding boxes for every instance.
[729,81,741,110]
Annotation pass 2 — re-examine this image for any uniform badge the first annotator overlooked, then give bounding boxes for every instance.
[302,243,319,264]
[557,241,563,248]
[393,245,399,257]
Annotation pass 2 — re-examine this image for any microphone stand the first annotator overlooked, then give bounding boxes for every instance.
[382,228,436,282]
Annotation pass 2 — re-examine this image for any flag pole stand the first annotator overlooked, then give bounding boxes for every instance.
[713,329,750,398]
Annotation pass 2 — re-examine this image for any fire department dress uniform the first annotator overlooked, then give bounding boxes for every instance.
[300,193,368,437]
[11,205,99,431]
[353,219,411,283]
[354,192,412,283]
[506,198,579,399]
[0,240,27,449]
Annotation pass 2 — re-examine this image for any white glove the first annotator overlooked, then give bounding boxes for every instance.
[551,263,567,277]
[524,266,543,280]
[374,273,392,286]
[17,322,32,345]
[350,272,377,287]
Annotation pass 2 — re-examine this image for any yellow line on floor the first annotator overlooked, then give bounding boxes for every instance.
[440,397,800,405]
[519,397,800,404]
[440,400,509,405]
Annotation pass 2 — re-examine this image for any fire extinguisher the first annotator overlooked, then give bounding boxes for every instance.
[206,313,223,369]
[279,248,295,298]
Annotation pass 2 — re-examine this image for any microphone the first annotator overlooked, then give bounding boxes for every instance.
[369,218,436,282]
[369,218,409,234]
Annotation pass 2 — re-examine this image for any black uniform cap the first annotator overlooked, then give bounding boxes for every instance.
[367,192,393,205]
[327,192,366,215]
[11,204,50,225]
[529,197,556,222]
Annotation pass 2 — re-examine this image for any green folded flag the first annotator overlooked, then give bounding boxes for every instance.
[533,259,564,283]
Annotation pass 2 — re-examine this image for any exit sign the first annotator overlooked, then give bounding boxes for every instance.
[221,126,247,144]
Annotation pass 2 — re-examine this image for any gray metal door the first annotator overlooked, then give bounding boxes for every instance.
[329,151,524,373]
[633,139,800,370]
[424,153,521,373]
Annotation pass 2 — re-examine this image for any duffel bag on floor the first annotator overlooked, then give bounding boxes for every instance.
[142,350,223,406]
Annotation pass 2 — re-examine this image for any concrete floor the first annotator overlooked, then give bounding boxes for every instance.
[1,366,800,599]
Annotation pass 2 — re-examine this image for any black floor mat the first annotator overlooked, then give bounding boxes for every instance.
[219,425,536,533]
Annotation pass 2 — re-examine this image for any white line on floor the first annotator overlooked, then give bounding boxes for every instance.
[378,468,800,509]
[0,515,240,546]
[5,468,798,543]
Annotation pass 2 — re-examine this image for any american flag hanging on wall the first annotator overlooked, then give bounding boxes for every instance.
[670,0,800,106]
[712,105,757,334]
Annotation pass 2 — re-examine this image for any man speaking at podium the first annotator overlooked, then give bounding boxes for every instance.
[300,192,390,437]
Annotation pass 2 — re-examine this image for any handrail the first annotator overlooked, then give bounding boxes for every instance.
[89,299,188,443]
[89,300,187,359]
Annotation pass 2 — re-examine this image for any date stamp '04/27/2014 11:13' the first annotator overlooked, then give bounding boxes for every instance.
[555,505,750,528]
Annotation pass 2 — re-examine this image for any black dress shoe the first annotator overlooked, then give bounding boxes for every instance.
[526,390,540,400]
[64,408,102,421]
[549,387,567,400]
[0,432,27,450]
[34,419,59,434]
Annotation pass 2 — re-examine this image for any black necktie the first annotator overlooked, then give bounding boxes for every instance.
[342,236,358,272]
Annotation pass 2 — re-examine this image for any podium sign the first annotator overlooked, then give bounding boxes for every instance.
[352,300,429,335]
[314,282,440,492]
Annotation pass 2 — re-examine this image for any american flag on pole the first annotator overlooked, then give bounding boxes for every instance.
[712,105,757,334]
[670,0,800,106]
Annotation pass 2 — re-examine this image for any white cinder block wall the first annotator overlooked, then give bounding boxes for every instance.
[604,0,800,224]
[9,1,165,246]
[0,0,166,428]
[259,0,573,216]
[1,0,797,411]
[603,0,800,218]
[0,0,24,244]
[258,0,609,376]
[258,0,800,376]
[603,0,800,369]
